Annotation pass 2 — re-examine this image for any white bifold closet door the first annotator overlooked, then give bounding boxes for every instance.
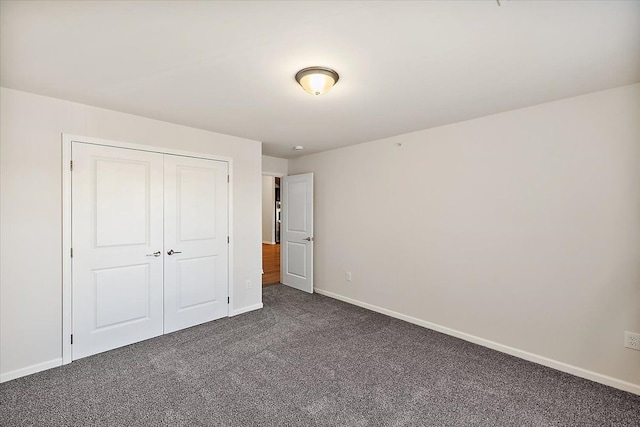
[72,142,228,360]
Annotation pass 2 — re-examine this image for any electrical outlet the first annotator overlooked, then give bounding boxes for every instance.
[624,331,640,351]
[245,279,252,289]
[346,272,352,282]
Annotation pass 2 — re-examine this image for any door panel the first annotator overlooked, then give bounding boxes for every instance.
[164,155,229,333]
[177,256,218,308]
[93,264,151,329]
[281,173,314,293]
[94,159,149,246]
[177,166,218,241]
[286,180,308,232]
[285,242,307,277]
[72,143,164,360]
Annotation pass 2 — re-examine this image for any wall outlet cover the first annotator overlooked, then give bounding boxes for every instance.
[624,331,640,351]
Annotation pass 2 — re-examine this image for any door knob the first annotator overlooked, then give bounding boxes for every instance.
[303,237,314,242]
[167,249,182,255]
[146,251,161,257]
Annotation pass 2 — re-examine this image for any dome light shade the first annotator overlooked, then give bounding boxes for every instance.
[295,67,339,96]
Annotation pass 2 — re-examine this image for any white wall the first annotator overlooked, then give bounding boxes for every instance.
[262,155,288,176]
[0,87,263,380]
[262,176,276,244]
[289,84,640,393]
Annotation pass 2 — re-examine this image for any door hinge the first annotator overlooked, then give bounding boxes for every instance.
[227,175,229,183]
[70,160,73,171]
[71,334,73,344]
[70,248,73,258]
[227,297,230,304]
[227,236,230,244]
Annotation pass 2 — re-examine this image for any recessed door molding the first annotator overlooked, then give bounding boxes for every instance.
[62,134,234,365]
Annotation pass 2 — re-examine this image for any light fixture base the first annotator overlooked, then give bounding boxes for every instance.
[295,66,339,96]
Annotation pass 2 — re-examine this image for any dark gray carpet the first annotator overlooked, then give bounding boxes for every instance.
[1,284,639,426]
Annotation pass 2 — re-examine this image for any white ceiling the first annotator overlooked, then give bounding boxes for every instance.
[2,1,639,158]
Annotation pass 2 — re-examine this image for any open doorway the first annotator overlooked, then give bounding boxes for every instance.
[262,176,281,286]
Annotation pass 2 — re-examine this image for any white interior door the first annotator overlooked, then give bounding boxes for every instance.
[163,155,229,333]
[281,173,314,293]
[72,143,164,360]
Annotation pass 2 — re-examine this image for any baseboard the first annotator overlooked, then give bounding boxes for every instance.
[0,358,63,383]
[262,241,276,245]
[314,288,640,396]
[230,303,263,317]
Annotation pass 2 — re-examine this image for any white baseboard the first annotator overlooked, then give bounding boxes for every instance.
[262,241,276,245]
[1,358,63,383]
[314,288,640,396]
[230,303,263,317]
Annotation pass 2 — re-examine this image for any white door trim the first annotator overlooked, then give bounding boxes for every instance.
[62,133,234,365]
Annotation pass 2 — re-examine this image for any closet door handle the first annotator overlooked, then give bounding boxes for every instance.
[167,249,182,256]
[146,251,161,257]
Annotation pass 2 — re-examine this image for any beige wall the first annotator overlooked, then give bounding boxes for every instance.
[262,155,288,175]
[290,83,640,392]
[0,87,263,379]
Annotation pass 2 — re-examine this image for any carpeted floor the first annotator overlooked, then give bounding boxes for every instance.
[1,284,639,426]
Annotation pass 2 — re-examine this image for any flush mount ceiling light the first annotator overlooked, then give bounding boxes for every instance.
[295,66,339,96]
[293,146,304,151]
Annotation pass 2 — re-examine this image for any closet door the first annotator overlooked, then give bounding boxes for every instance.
[163,155,229,333]
[72,143,164,360]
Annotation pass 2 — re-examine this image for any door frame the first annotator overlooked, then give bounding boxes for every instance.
[261,171,286,284]
[62,134,234,365]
